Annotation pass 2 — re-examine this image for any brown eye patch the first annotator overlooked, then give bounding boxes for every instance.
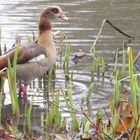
[51,8,59,14]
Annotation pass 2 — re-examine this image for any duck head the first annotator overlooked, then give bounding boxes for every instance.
[40,6,69,21]
[39,6,69,34]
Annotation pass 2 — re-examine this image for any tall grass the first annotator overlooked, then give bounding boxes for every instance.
[127,47,140,139]
[46,91,62,129]
[63,43,79,130]
[7,46,20,116]
[0,28,139,139]
[63,42,71,81]
[86,82,94,102]
[24,102,32,135]
[127,48,138,119]
[90,45,106,82]
[112,70,120,109]
[121,42,126,78]
[110,70,120,133]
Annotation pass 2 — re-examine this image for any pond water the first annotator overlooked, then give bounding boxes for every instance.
[0,0,140,118]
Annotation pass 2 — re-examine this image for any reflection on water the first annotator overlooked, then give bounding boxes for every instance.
[0,0,140,115]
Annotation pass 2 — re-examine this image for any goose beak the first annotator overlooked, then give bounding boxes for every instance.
[57,13,69,21]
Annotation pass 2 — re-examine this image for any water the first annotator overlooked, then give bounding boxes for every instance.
[0,0,140,117]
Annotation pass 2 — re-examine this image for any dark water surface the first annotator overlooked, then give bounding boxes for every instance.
[0,0,140,117]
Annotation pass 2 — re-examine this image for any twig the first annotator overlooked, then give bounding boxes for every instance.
[90,19,135,53]
[82,112,114,140]
[90,19,107,52]
[106,19,134,40]
[119,73,140,82]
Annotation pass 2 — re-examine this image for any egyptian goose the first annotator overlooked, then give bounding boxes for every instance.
[0,6,69,99]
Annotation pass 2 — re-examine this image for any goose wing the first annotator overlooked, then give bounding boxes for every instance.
[0,42,46,70]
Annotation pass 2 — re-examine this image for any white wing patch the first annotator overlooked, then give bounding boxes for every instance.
[28,54,46,62]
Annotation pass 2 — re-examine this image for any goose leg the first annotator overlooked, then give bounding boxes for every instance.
[18,82,23,98]
[22,83,28,100]
[18,82,28,100]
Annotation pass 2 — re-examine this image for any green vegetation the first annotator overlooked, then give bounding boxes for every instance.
[0,31,140,139]
[7,46,20,116]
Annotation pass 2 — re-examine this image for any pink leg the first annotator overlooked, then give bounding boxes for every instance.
[18,82,28,100]
[22,83,28,100]
[18,82,23,98]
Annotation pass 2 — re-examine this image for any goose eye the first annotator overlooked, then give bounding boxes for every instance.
[51,8,59,14]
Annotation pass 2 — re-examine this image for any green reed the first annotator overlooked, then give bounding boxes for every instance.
[113,45,127,79]
[90,45,106,82]
[26,33,32,44]
[101,56,105,78]
[62,43,79,130]
[112,70,120,109]
[128,48,137,118]
[24,101,32,135]
[91,46,96,82]
[82,116,91,139]
[46,91,62,129]
[82,83,95,139]
[127,47,140,139]
[111,70,120,132]
[47,65,56,94]
[121,42,126,78]
[86,82,94,102]
[63,42,71,82]
[7,46,20,116]
[113,49,119,74]
[91,62,95,82]
[40,112,44,129]
[68,82,79,131]
[42,64,56,108]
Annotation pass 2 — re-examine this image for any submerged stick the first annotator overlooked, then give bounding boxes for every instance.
[90,19,135,52]
[106,19,134,40]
